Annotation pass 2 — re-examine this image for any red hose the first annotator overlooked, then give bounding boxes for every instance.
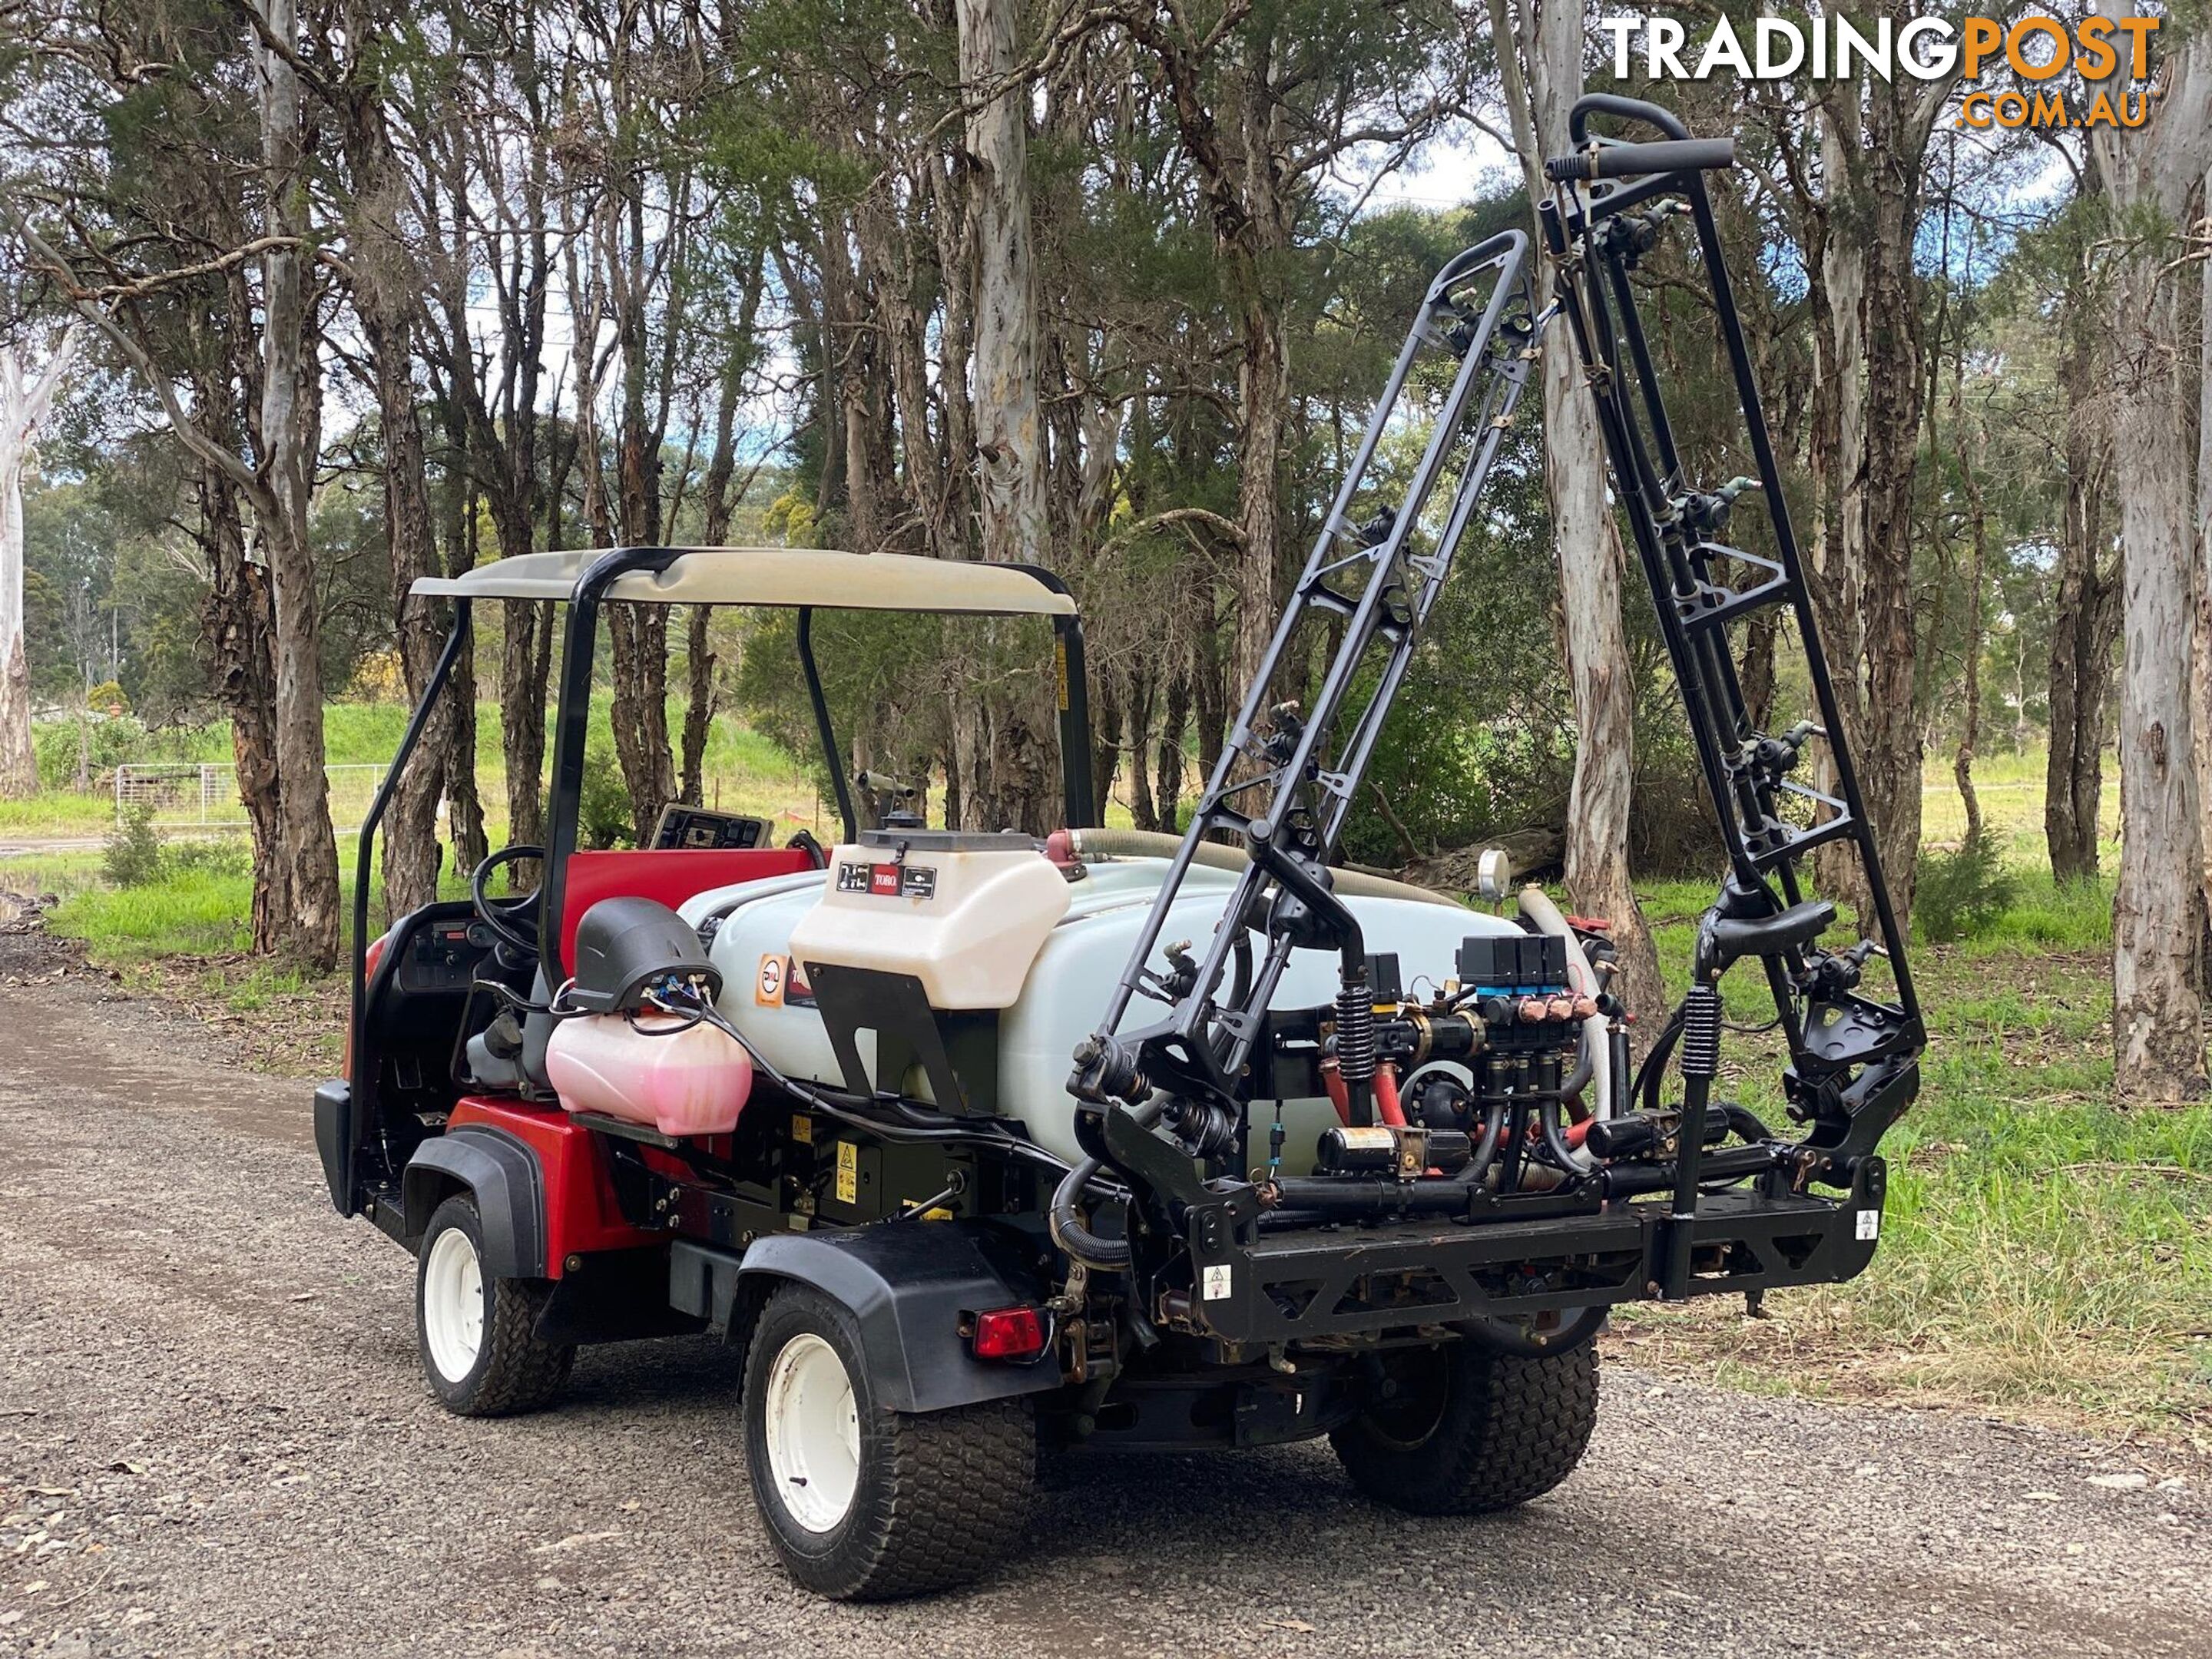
[1320,1058,1352,1126]
[1374,1063,1407,1128]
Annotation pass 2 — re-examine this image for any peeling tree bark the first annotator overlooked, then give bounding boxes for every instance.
[339,27,447,919]
[2088,6,2212,1100]
[253,0,342,969]
[956,0,1059,833]
[196,461,289,953]
[0,326,78,799]
[1492,0,1664,1028]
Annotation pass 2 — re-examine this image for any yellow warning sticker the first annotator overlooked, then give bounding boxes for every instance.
[790,1114,813,1145]
[835,1141,858,1205]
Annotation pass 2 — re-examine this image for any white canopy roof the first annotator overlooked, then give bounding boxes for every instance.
[410,547,1077,618]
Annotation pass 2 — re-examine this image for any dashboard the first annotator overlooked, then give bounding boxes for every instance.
[651,805,774,851]
[398,916,497,992]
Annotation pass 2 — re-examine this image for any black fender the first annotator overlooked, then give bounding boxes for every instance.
[691,1222,1061,1413]
[313,1080,352,1215]
[401,1125,547,1280]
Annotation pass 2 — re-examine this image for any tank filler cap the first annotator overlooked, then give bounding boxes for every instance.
[1475,848,1515,901]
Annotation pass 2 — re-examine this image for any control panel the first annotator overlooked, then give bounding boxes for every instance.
[651,804,772,851]
[399,919,495,992]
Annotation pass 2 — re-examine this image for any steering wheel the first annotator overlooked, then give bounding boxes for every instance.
[471,845,544,959]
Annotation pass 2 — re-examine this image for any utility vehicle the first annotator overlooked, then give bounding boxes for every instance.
[319,99,1922,1601]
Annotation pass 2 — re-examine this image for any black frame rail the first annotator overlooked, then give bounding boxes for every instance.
[1072,230,1538,1128]
[1539,94,1921,1153]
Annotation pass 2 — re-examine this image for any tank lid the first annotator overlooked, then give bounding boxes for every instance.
[858,830,1041,853]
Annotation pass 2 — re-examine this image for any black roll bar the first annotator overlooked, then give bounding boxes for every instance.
[350,600,472,1066]
[538,546,684,979]
[797,606,860,844]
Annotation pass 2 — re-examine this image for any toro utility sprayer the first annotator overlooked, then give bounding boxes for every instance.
[319,94,1920,1600]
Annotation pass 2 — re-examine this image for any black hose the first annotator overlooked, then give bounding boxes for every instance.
[676,992,1082,1182]
[1465,1094,1508,1184]
[1537,1097,1583,1171]
[1050,1155,1131,1269]
[1634,1001,1687,1116]
[1049,1098,1167,1270]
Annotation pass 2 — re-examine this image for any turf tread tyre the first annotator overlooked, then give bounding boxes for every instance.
[416,1194,574,1417]
[744,1283,1032,1601]
[1331,1338,1598,1515]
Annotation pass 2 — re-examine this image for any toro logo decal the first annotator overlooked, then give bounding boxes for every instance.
[836,859,936,899]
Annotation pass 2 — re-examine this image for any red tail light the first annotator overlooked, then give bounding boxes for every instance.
[969,1306,1046,1362]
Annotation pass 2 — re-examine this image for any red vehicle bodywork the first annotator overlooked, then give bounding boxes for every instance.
[449,1097,663,1276]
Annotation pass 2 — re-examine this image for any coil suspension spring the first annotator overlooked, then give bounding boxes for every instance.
[1679,983,1721,1079]
[1336,979,1377,1085]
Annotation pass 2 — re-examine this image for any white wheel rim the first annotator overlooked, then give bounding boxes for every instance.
[762,1333,860,1533]
[422,1227,485,1383]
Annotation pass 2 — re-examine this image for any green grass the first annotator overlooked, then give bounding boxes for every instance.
[1621,836,2210,1447]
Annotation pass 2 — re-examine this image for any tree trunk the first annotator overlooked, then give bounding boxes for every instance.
[1494,0,1664,1027]
[680,606,716,806]
[1955,353,1991,845]
[343,68,448,918]
[2106,252,2206,1098]
[254,0,341,969]
[1156,665,1191,832]
[2045,247,2119,883]
[1853,137,1927,927]
[198,467,290,953]
[955,0,1059,834]
[1,329,78,799]
[2088,16,2210,1100]
[439,443,487,876]
[2195,157,2212,944]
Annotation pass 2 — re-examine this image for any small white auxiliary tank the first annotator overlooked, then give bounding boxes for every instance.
[786,831,1071,1009]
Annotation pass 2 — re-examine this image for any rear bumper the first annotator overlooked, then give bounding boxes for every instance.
[1182,1158,1886,1345]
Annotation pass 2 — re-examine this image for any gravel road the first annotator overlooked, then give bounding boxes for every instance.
[2,928,2207,1659]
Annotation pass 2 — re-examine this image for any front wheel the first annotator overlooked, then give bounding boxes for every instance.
[743,1283,1033,1600]
[1331,1336,1598,1515]
[416,1193,573,1416]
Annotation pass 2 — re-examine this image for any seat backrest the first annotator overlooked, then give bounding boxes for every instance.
[557,849,818,972]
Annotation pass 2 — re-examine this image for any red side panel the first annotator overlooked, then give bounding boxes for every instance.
[344,932,391,1077]
[449,1096,661,1276]
[558,848,817,968]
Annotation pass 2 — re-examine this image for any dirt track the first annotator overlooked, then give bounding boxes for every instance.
[2,922,2207,1659]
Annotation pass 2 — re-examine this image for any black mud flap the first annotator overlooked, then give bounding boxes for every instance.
[401,1125,548,1279]
[672,1221,1060,1413]
[313,1080,351,1214]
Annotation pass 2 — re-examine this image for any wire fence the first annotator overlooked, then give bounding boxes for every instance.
[114,763,390,834]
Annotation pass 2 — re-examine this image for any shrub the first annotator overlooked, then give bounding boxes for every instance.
[102,802,167,887]
[1916,829,2018,943]
[167,837,251,878]
[578,743,634,849]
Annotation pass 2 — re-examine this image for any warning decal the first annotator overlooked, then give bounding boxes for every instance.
[755,953,786,1007]
[835,1141,859,1205]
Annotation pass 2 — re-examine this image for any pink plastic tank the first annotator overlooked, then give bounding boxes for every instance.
[544,1013,754,1138]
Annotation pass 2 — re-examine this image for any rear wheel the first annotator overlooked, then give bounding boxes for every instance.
[416,1193,573,1416]
[1331,1336,1598,1515]
[743,1283,1033,1600]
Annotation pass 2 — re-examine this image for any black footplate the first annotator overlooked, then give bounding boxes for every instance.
[1182,1160,1886,1345]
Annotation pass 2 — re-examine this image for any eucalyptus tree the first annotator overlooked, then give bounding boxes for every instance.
[3,0,343,965]
[1486,0,1664,1026]
[2084,7,2211,1101]
[0,320,78,797]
